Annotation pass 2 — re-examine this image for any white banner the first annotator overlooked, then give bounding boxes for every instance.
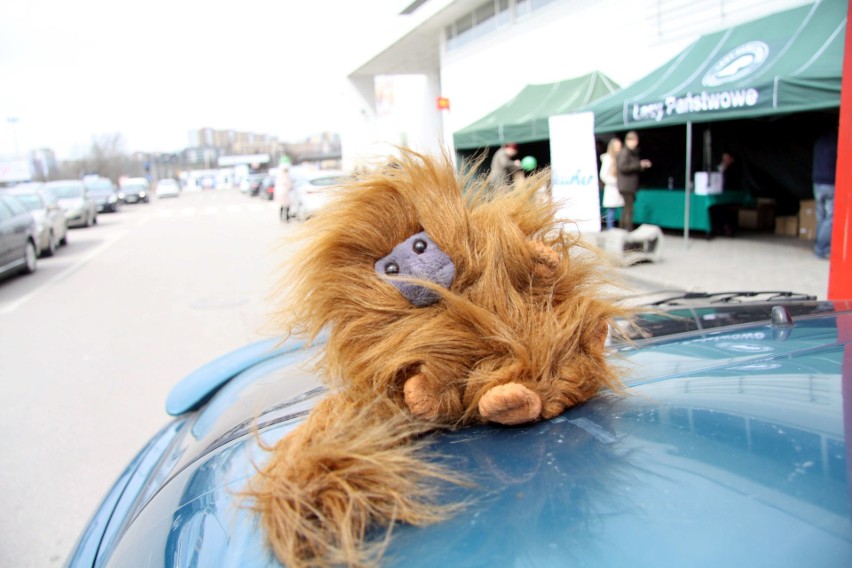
[0,159,32,183]
[548,112,600,233]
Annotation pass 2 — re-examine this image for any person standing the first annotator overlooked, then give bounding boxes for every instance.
[489,143,522,188]
[275,165,293,222]
[599,137,624,230]
[616,131,652,232]
[813,130,838,259]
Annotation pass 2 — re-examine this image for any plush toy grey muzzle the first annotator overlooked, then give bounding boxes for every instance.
[375,231,455,307]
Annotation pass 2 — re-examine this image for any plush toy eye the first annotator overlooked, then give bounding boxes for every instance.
[384,261,400,275]
[412,239,427,254]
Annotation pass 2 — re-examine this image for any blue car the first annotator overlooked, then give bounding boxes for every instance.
[66,294,852,567]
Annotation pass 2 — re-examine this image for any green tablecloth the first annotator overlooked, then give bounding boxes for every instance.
[631,189,750,232]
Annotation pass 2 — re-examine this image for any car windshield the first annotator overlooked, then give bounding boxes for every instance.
[46,185,83,198]
[12,193,43,211]
[85,181,115,194]
[309,176,345,187]
[123,185,145,192]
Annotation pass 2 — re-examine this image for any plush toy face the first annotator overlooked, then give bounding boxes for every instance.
[278,150,629,427]
[374,231,455,307]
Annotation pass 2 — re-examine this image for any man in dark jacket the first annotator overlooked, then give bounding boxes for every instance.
[616,131,652,231]
[813,130,838,259]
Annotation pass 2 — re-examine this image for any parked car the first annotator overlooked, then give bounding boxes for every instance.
[246,173,267,197]
[119,181,150,204]
[66,294,852,567]
[260,175,275,200]
[290,169,348,220]
[42,180,97,228]
[155,178,180,198]
[6,183,68,256]
[0,193,38,278]
[83,177,122,213]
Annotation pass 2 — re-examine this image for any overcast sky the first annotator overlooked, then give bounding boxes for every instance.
[0,0,392,159]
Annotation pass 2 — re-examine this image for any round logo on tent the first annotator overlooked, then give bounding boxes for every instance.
[702,41,770,87]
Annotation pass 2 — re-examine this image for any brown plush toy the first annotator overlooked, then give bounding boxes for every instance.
[247,149,633,567]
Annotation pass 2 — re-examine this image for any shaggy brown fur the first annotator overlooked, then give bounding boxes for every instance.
[248,149,634,567]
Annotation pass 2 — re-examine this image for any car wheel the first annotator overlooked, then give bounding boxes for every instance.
[22,240,37,274]
[60,230,68,246]
[44,231,57,257]
[93,214,98,225]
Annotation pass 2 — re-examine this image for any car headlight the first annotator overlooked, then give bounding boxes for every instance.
[108,194,117,203]
[140,191,147,198]
[118,192,125,199]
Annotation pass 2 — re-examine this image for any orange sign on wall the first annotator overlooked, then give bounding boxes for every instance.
[436,97,450,111]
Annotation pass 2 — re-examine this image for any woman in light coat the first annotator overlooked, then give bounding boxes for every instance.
[599,137,624,230]
[274,166,293,222]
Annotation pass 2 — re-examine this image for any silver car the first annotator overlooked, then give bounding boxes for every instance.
[43,180,97,228]
[7,183,68,256]
[290,169,348,221]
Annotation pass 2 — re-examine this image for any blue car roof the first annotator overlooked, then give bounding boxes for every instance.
[89,310,852,567]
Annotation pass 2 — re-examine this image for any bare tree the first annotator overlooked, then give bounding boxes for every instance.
[85,132,135,182]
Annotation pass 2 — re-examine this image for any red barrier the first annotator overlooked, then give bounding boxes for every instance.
[828,0,852,298]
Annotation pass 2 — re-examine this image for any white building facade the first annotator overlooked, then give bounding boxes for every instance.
[343,0,813,168]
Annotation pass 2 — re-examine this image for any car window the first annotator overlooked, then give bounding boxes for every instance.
[46,184,83,198]
[310,176,345,187]
[2,194,27,215]
[0,199,12,222]
[13,193,43,211]
[85,181,115,193]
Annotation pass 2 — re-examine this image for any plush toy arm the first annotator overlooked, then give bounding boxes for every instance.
[403,367,464,422]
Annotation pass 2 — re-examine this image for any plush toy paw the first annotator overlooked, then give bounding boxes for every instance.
[404,373,442,421]
[478,382,542,425]
[528,241,560,281]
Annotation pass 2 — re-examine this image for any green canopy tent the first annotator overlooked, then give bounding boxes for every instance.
[453,71,620,150]
[580,0,845,239]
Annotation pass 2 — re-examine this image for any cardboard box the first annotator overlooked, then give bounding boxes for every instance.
[694,171,723,195]
[799,199,817,240]
[738,206,775,230]
[775,215,798,236]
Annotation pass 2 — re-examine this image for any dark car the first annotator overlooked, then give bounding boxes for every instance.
[84,178,122,213]
[7,183,68,256]
[246,173,267,197]
[0,193,38,279]
[260,176,275,200]
[119,181,150,204]
[66,294,852,567]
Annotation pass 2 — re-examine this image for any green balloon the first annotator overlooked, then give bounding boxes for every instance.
[521,156,538,171]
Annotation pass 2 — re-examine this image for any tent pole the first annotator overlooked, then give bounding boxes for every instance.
[684,121,692,243]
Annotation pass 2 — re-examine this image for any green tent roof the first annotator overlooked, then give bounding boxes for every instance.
[583,0,845,133]
[453,71,620,150]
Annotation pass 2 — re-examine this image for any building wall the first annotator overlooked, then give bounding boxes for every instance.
[439,0,813,150]
[342,0,814,164]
